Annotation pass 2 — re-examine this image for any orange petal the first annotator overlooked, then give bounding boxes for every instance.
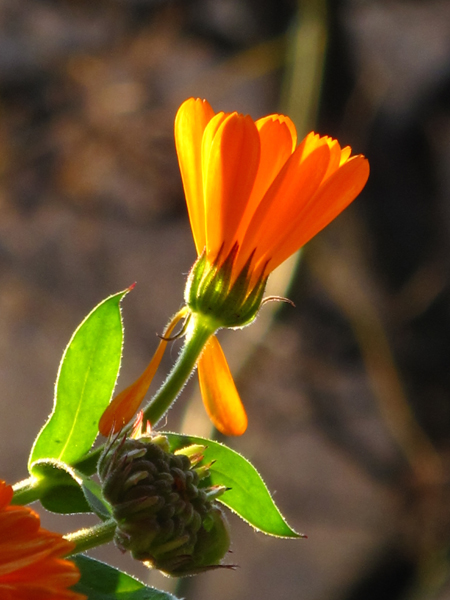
[234,114,297,249]
[239,141,331,275]
[252,115,297,201]
[0,480,84,600]
[339,145,352,165]
[197,336,248,436]
[175,98,215,254]
[268,154,370,271]
[203,112,260,261]
[322,137,342,180]
[0,482,13,511]
[301,154,370,237]
[98,309,188,436]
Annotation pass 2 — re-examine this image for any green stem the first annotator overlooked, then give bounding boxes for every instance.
[142,314,216,426]
[12,476,40,505]
[12,314,215,507]
[66,518,116,555]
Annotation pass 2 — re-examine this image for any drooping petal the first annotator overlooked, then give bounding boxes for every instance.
[203,112,260,262]
[99,308,189,435]
[175,98,215,254]
[197,336,248,436]
[267,154,370,271]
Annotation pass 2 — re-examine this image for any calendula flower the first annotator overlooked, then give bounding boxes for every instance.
[99,98,369,439]
[175,98,369,435]
[0,480,85,600]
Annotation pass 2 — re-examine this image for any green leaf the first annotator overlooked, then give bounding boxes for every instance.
[30,460,91,514]
[166,433,301,538]
[29,289,130,470]
[73,555,180,599]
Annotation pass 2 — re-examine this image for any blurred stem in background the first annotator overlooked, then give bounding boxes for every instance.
[281,0,327,137]
[296,0,448,596]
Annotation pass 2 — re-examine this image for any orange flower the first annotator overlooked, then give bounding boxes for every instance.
[175,98,369,435]
[99,98,369,439]
[0,480,85,600]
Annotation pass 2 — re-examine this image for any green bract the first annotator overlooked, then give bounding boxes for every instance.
[185,246,267,330]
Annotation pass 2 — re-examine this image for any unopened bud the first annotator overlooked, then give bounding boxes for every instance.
[98,433,231,576]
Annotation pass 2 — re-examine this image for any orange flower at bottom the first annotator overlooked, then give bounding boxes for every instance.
[0,480,85,600]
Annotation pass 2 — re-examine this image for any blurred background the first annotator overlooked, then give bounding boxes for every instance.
[1,0,450,599]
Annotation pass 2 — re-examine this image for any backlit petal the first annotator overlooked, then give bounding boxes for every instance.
[339,145,352,165]
[203,113,260,261]
[268,155,370,271]
[239,141,331,275]
[234,114,297,248]
[253,115,297,199]
[322,137,342,180]
[198,336,248,436]
[175,98,215,254]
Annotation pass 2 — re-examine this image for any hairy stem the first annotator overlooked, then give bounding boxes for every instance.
[65,518,116,555]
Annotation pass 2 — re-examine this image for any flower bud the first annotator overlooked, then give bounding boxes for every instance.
[98,433,231,576]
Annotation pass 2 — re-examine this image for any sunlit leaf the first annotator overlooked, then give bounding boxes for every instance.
[73,555,180,599]
[29,289,130,470]
[166,433,301,538]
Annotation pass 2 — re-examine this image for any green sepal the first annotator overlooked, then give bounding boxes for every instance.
[197,244,237,309]
[222,250,254,310]
[185,250,207,310]
[185,246,268,329]
[165,433,302,538]
[72,555,180,599]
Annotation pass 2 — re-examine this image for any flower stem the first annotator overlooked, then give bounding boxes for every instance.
[12,476,40,505]
[65,518,117,555]
[142,314,216,427]
[12,314,215,507]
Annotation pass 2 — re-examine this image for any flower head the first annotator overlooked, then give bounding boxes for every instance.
[0,480,85,600]
[99,98,369,440]
[175,98,369,435]
[175,98,369,287]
